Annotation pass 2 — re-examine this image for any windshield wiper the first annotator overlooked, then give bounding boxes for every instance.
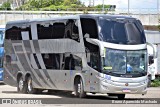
[102,70,112,74]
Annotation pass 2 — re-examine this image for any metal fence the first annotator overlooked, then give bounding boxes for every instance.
[0,8,160,25]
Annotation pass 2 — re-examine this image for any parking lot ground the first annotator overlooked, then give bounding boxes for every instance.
[0,84,160,107]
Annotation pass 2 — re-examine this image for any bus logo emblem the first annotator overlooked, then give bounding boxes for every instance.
[125,83,129,86]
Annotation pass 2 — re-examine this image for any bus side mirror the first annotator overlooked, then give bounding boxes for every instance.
[147,42,158,58]
[149,56,154,65]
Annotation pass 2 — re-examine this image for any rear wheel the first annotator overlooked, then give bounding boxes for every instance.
[117,94,125,100]
[74,77,86,98]
[27,76,37,94]
[17,76,27,93]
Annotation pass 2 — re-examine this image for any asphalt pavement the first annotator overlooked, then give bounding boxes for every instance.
[0,83,160,107]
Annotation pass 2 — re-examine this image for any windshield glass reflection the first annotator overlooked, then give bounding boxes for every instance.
[102,48,147,76]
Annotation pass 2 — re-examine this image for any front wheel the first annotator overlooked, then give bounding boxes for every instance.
[74,78,86,98]
[27,76,37,94]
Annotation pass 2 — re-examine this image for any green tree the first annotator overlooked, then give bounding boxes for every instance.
[63,0,81,6]
[18,0,84,11]
[0,2,11,10]
[95,4,110,9]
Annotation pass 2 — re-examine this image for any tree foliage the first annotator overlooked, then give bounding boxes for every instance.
[17,0,85,10]
[0,2,11,10]
[15,0,115,11]
[95,4,110,9]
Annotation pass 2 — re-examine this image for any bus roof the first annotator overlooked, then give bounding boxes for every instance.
[80,14,135,20]
[6,14,137,25]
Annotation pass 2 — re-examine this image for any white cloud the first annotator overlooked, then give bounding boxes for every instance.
[81,0,159,9]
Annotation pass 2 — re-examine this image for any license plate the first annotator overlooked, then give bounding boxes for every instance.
[122,89,131,93]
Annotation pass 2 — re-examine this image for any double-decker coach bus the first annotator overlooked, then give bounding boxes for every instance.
[4,15,150,99]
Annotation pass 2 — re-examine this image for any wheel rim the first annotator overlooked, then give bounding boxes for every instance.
[19,78,23,91]
[78,82,81,93]
[77,79,83,94]
[28,78,32,92]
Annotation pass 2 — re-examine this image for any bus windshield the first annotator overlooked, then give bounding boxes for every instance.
[102,48,147,77]
[98,17,146,44]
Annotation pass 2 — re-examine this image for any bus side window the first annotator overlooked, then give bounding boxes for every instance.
[6,26,22,40]
[64,54,82,70]
[65,20,80,42]
[85,42,100,71]
[6,25,31,40]
[80,18,98,39]
[52,23,65,39]
[42,54,60,69]
[37,24,52,39]
[37,22,65,39]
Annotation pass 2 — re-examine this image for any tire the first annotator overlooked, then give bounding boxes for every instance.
[74,77,86,98]
[48,90,59,94]
[117,94,125,100]
[36,89,43,94]
[108,93,117,96]
[27,76,37,94]
[17,76,27,93]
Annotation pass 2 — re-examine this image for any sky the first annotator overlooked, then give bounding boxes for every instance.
[81,0,158,9]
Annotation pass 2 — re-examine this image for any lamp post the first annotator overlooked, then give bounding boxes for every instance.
[157,0,159,19]
[128,0,130,15]
[102,0,104,12]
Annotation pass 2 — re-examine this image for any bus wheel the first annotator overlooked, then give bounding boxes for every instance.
[117,94,125,100]
[27,76,36,94]
[17,76,27,93]
[74,77,86,98]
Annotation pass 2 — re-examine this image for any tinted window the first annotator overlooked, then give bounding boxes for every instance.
[80,18,98,39]
[65,20,80,42]
[85,42,100,71]
[6,26,22,40]
[37,23,65,39]
[6,25,31,40]
[64,54,82,70]
[37,20,80,42]
[99,18,146,44]
[42,54,60,69]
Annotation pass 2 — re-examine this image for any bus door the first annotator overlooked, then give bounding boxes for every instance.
[61,53,83,90]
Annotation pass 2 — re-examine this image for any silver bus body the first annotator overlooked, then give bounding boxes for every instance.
[4,15,148,98]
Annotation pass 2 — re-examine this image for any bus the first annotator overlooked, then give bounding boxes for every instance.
[145,30,160,80]
[4,15,152,99]
[0,25,5,81]
[147,44,158,80]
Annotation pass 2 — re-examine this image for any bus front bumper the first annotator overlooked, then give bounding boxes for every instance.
[99,81,147,95]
